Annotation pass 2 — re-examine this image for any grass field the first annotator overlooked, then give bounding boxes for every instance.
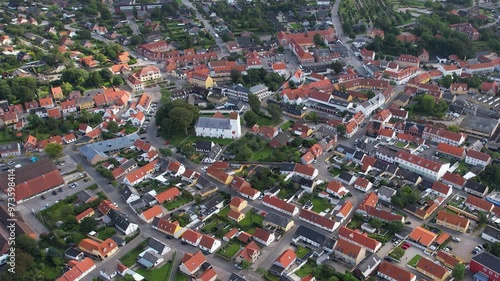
[120,242,147,267]
[239,211,264,228]
[295,262,316,277]
[280,120,293,131]
[164,194,192,211]
[295,245,310,259]
[251,146,274,161]
[97,227,116,240]
[311,197,332,213]
[408,254,422,267]
[217,240,241,259]
[136,261,172,281]
[174,272,190,281]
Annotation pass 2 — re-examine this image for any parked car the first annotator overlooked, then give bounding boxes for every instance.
[452,237,461,242]
[234,264,243,270]
[52,190,57,195]
[404,243,410,248]
[444,247,451,252]
[401,245,408,250]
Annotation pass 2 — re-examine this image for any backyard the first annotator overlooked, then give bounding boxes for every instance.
[120,241,147,267]
[97,227,116,240]
[310,197,332,213]
[136,260,173,281]
[407,254,422,267]
[238,211,264,229]
[295,245,310,259]
[295,261,316,277]
[216,239,241,260]
[164,192,193,211]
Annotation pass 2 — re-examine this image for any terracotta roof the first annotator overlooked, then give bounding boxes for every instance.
[238,231,252,243]
[263,195,297,214]
[275,249,296,269]
[301,152,314,163]
[207,166,231,182]
[199,235,217,249]
[378,262,415,281]
[436,143,464,158]
[56,257,95,281]
[253,227,273,243]
[299,209,337,229]
[338,201,353,218]
[335,238,363,258]
[434,232,450,245]
[181,251,206,274]
[396,150,444,172]
[408,226,437,246]
[466,149,491,162]
[441,172,466,187]
[327,181,347,196]
[182,229,202,243]
[155,187,180,203]
[293,163,316,176]
[465,195,493,212]
[223,228,238,240]
[431,181,451,196]
[237,241,260,262]
[436,210,469,228]
[436,250,462,268]
[339,226,381,251]
[75,208,94,222]
[354,177,371,189]
[141,205,164,221]
[97,200,117,215]
[228,209,243,221]
[230,197,246,208]
[231,176,251,190]
[154,218,180,235]
[79,238,117,258]
[416,256,448,279]
[197,268,217,281]
[359,192,379,212]
[240,186,260,198]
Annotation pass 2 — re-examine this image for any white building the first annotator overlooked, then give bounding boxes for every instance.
[465,149,491,167]
[354,94,385,117]
[395,151,449,181]
[195,112,241,139]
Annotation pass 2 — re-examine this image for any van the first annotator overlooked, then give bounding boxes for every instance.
[14,164,21,169]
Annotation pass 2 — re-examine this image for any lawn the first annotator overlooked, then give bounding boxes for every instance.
[251,146,274,161]
[136,261,172,281]
[295,262,316,277]
[455,161,469,176]
[0,130,18,144]
[164,194,193,211]
[239,211,264,228]
[217,240,241,259]
[280,120,293,131]
[219,206,230,217]
[407,254,422,267]
[174,272,190,281]
[97,227,116,240]
[347,218,363,230]
[329,168,341,177]
[395,141,407,148]
[295,245,310,259]
[256,115,282,126]
[311,197,332,213]
[120,242,147,267]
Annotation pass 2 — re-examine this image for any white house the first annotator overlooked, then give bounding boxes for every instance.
[195,112,241,139]
[354,177,373,192]
[465,149,491,167]
[395,151,449,181]
[252,228,276,246]
[198,235,222,254]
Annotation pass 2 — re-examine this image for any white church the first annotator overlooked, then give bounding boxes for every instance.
[194,111,242,139]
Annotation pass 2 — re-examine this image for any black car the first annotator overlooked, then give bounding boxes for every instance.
[41,195,46,200]
[52,190,57,195]
[405,221,411,225]
[181,241,188,245]
[58,188,63,192]
[166,235,173,239]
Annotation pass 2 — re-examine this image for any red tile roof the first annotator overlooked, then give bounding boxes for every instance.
[253,227,273,243]
[378,262,415,281]
[466,149,491,162]
[155,187,180,203]
[326,181,347,196]
[140,205,164,221]
[182,229,202,244]
[275,249,296,269]
[441,172,466,187]
[181,251,206,274]
[431,181,451,196]
[79,238,117,258]
[237,241,260,262]
[97,200,117,215]
[299,209,337,230]
[199,235,217,249]
[354,177,371,189]
[465,195,494,212]
[436,250,462,268]
[359,192,379,212]
[339,226,381,251]
[197,268,217,281]
[228,209,243,221]
[416,257,448,279]
[396,150,445,172]
[335,238,363,258]
[263,195,297,214]
[436,143,464,158]
[293,163,316,177]
[75,208,94,223]
[154,218,180,235]
[230,197,247,209]
[436,210,469,228]
[56,257,95,281]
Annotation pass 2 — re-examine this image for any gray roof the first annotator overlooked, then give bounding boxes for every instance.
[377,186,396,199]
[264,212,292,228]
[355,253,381,277]
[138,251,162,268]
[195,117,231,130]
[76,190,94,202]
[121,186,139,201]
[465,180,488,193]
[472,252,500,274]
[108,209,133,232]
[148,237,168,254]
[293,225,335,249]
[229,273,246,281]
[0,142,20,152]
[483,225,500,240]
[79,134,139,162]
[460,115,499,135]
[129,198,147,210]
[249,84,268,93]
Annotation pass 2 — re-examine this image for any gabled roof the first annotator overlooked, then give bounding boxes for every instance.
[408,226,437,246]
[263,195,297,214]
[253,227,273,243]
[436,250,462,268]
[140,205,164,221]
[182,229,202,243]
[199,235,218,249]
[436,210,469,227]
[431,181,451,196]
[56,257,95,281]
[230,197,247,208]
[338,226,381,251]
[275,249,296,269]
[465,195,493,212]
[237,241,260,262]
[416,256,448,279]
[378,262,415,281]
[299,209,337,230]
[466,149,491,162]
[441,172,466,187]
[181,251,206,273]
[436,143,464,158]
[153,218,180,235]
[197,268,217,281]
[335,238,363,258]
[155,187,180,203]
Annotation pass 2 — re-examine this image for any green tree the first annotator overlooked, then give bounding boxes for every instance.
[488,242,500,257]
[314,33,323,46]
[337,124,346,136]
[169,107,194,135]
[60,82,73,95]
[112,75,124,86]
[448,125,460,133]
[230,69,242,83]
[267,104,282,121]
[419,94,435,113]
[369,218,383,229]
[388,221,404,234]
[80,217,97,233]
[244,110,258,126]
[331,61,344,74]
[107,120,120,133]
[366,90,375,99]
[17,235,39,257]
[452,263,466,280]
[99,69,113,82]
[248,94,260,113]
[130,34,143,45]
[86,71,104,88]
[440,75,453,88]
[160,88,172,104]
[241,260,251,269]
[235,145,253,161]
[292,137,303,147]
[45,143,63,159]
[160,148,172,157]
[305,111,319,123]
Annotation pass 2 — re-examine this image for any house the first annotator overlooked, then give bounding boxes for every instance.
[338,226,382,253]
[138,251,164,269]
[253,228,275,246]
[195,112,241,139]
[407,226,437,247]
[139,205,165,223]
[51,86,64,100]
[377,262,416,281]
[55,258,96,281]
[395,151,449,181]
[61,100,77,113]
[262,195,299,216]
[337,171,357,185]
[181,229,203,246]
[196,268,217,281]
[415,257,450,281]
[270,132,292,148]
[108,209,139,235]
[436,250,464,269]
[334,238,366,266]
[228,209,245,222]
[482,225,500,243]
[292,225,336,253]
[481,81,499,95]
[354,177,373,192]
[422,124,466,146]
[470,252,500,281]
[154,187,180,204]
[152,218,182,238]
[75,208,95,223]
[377,186,396,203]
[441,172,466,190]
[436,210,470,233]
[269,249,297,276]
[230,197,247,212]
[465,195,494,213]
[199,235,221,253]
[465,149,491,167]
[436,143,465,160]
[123,160,158,186]
[293,164,319,180]
[0,143,21,157]
[301,152,314,164]
[299,209,339,232]
[78,238,118,260]
[450,83,468,95]
[353,253,382,280]
[39,97,54,108]
[97,200,118,216]
[64,247,85,261]
[263,213,294,232]
[326,181,348,198]
[464,180,489,198]
[179,251,206,276]
[190,72,215,89]
[235,241,261,264]
[431,181,453,198]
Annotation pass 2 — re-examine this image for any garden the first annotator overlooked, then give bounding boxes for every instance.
[164,191,194,211]
[216,239,242,260]
[407,254,422,267]
[120,241,147,267]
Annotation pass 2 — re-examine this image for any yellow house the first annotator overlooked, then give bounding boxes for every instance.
[435,210,470,233]
[190,72,214,89]
[228,209,245,222]
[77,96,96,110]
[153,218,182,237]
[79,238,118,260]
[264,212,295,232]
[230,197,248,212]
[416,256,451,281]
[207,168,233,185]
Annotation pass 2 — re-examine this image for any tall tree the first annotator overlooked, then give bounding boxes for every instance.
[244,110,258,126]
[337,124,346,136]
[267,104,282,121]
[45,143,63,159]
[248,94,260,113]
[452,263,466,280]
[169,107,194,135]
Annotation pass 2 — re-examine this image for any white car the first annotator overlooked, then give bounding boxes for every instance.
[452,237,460,242]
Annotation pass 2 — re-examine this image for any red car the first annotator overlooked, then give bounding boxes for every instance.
[401,245,408,250]
[164,140,170,145]
[404,243,411,248]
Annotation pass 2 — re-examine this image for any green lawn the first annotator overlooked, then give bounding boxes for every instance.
[238,211,264,228]
[311,197,332,213]
[395,141,407,148]
[217,240,241,259]
[455,161,469,176]
[295,245,310,259]
[256,115,282,126]
[174,272,190,281]
[280,120,293,131]
[136,261,172,281]
[347,218,363,230]
[0,130,18,144]
[408,254,422,267]
[218,206,230,217]
[329,168,341,177]
[164,194,192,211]
[120,242,147,267]
[97,227,116,240]
[295,262,316,277]
[251,146,274,161]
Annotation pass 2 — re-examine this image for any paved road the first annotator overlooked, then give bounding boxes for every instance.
[181,0,229,58]
[127,15,141,35]
[330,0,367,76]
